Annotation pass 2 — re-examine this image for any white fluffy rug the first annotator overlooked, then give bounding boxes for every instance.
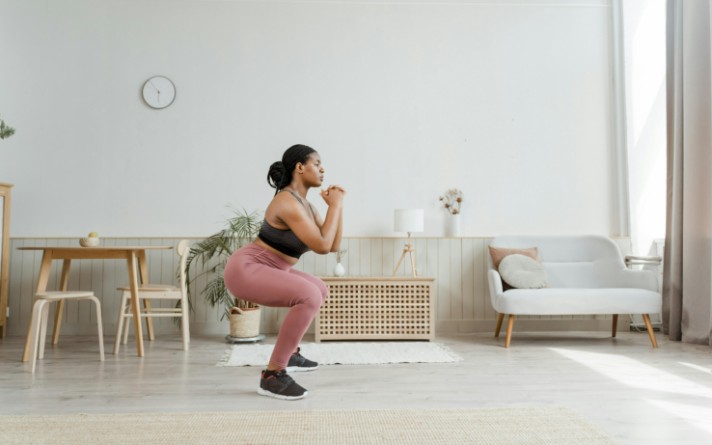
[217,342,462,367]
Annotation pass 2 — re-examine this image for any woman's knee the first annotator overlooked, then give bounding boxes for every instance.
[288,270,328,305]
[292,284,324,312]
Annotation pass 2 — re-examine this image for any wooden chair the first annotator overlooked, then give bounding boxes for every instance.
[114,240,190,353]
[27,291,105,373]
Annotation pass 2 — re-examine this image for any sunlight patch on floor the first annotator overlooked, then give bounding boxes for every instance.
[678,362,712,375]
[549,348,712,398]
[646,399,712,436]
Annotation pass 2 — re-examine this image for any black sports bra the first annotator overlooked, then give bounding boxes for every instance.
[257,191,314,259]
[258,220,310,259]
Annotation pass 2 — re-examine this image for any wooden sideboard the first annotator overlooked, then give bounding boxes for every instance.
[0,182,13,338]
[316,276,435,342]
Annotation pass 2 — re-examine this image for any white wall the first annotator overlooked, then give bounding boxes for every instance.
[0,0,620,238]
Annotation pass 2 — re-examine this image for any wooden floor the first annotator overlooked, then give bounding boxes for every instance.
[1,331,711,444]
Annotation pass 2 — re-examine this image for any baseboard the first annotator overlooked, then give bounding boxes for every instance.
[132,318,634,337]
[9,318,633,339]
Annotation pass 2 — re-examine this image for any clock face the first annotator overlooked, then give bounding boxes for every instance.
[142,76,176,109]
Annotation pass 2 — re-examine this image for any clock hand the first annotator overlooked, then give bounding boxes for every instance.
[148,80,161,93]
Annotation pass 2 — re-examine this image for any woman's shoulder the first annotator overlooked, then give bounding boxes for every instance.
[272,190,298,204]
[269,191,304,213]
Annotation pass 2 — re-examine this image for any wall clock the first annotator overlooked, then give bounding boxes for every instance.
[142,76,176,109]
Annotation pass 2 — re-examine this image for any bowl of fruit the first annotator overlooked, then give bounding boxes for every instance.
[79,232,100,247]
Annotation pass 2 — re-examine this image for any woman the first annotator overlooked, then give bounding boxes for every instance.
[224,144,345,400]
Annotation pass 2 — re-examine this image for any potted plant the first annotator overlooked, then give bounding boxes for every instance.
[185,208,263,338]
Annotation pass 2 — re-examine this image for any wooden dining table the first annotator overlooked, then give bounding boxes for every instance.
[18,245,172,359]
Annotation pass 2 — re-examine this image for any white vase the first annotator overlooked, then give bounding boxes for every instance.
[334,262,346,277]
[445,214,461,237]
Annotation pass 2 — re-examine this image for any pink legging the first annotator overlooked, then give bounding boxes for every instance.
[223,243,327,368]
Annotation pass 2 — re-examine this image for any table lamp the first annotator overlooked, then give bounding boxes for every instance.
[393,209,424,277]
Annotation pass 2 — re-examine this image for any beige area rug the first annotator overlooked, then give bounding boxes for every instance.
[217,341,462,367]
[0,407,615,445]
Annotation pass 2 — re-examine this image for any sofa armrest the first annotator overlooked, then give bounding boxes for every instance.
[624,255,662,267]
[614,268,659,291]
[487,269,504,309]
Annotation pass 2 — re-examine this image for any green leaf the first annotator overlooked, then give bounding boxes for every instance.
[184,207,262,315]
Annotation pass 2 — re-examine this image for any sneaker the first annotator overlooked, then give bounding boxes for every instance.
[257,369,308,400]
[286,347,319,373]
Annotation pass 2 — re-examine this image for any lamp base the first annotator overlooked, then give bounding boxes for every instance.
[393,233,418,277]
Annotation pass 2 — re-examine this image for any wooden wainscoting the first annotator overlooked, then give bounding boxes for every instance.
[5,237,631,337]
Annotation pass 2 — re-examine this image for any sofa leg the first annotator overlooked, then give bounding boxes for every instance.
[504,315,515,348]
[611,314,618,338]
[642,314,658,348]
[494,313,505,338]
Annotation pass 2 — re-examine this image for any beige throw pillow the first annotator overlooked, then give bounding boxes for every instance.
[488,246,540,269]
[498,254,548,289]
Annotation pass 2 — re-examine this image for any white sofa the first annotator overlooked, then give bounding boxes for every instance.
[487,235,661,348]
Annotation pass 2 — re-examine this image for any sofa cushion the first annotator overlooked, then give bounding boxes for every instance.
[498,254,548,289]
[493,288,662,315]
[488,246,539,268]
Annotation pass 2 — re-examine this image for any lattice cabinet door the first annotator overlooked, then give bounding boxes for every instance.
[316,277,435,342]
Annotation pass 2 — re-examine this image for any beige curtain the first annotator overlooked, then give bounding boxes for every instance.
[663,0,712,346]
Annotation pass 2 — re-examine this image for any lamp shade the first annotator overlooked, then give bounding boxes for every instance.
[394,209,424,233]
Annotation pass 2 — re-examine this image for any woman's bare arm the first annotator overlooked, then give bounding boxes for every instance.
[272,189,344,254]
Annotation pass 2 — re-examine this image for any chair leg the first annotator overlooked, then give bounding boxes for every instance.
[642,314,658,348]
[23,295,41,363]
[181,298,190,351]
[122,303,131,345]
[611,314,618,338]
[494,313,505,338]
[144,299,155,341]
[51,299,65,346]
[28,300,46,373]
[38,301,51,360]
[122,296,133,345]
[89,296,105,361]
[504,315,516,348]
[114,293,129,354]
[120,292,148,345]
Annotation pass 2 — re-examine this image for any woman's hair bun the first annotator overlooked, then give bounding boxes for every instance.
[267,145,317,193]
[267,161,287,190]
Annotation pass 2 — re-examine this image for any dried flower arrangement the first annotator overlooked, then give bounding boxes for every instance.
[336,248,347,263]
[439,188,463,215]
[0,115,16,140]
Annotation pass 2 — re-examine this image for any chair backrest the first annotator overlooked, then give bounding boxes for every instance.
[176,240,191,293]
[489,235,626,288]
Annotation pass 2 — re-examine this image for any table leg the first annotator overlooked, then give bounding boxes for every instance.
[137,250,155,341]
[22,251,53,362]
[127,252,144,357]
[51,259,72,345]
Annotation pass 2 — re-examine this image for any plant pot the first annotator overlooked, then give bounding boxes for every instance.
[229,306,261,338]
